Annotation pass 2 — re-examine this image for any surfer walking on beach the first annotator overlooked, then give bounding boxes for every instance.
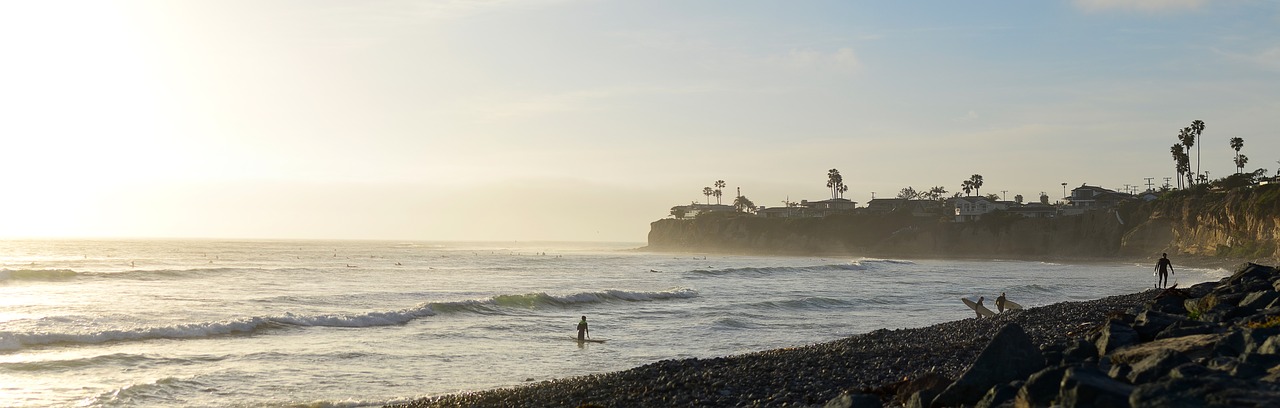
[995,292,1007,313]
[577,316,590,341]
[1155,253,1174,289]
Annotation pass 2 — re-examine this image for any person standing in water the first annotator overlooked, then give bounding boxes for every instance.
[1155,253,1175,288]
[995,292,1008,313]
[577,316,589,341]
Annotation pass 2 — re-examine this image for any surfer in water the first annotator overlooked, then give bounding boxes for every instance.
[1155,253,1174,289]
[577,316,590,341]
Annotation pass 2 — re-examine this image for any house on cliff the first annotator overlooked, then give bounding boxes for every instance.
[669,203,735,219]
[1066,184,1133,209]
[800,198,857,216]
[953,196,1010,222]
[865,198,942,217]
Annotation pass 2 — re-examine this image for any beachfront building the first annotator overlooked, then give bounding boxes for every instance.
[1066,184,1134,209]
[864,198,944,217]
[669,203,736,219]
[799,198,857,217]
[1006,202,1058,218]
[953,196,1011,222]
[756,206,799,218]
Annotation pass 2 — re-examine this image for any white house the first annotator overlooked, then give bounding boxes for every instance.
[953,196,1009,222]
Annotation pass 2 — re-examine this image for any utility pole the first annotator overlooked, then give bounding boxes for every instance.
[1061,182,1068,200]
[1144,177,1154,192]
[1000,190,1007,200]
[1163,177,1171,189]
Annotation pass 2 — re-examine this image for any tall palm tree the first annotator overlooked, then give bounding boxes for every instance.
[1230,137,1245,174]
[713,180,726,204]
[1191,120,1205,181]
[1235,155,1249,175]
[712,189,723,205]
[1170,144,1186,188]
[1178,127,1195,184]
[826,169,844,200]
[961,180,974,196]
[969,174,984,196]
[733,195,755,213]
[702,187,713,204]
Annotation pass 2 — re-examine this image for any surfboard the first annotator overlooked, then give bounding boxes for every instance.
[961,297,996,318]
[1002,299,1024,310]
[570,337,607,343]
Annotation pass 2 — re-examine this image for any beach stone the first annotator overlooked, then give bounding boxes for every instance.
[1096,322,1140,358]
[1226,263,1277,287]
[1188,281,1217,297]
[1133,310,1185,342]
[1057,367,1135,408]
[821,392,881,408]
[931,323,1045,408]
[1111,333,1221,365]
[1167,362,1215,380]
[1013,366,1067,408]
[1257,335,1280,354]
[974,380,1021,408]
[1126,348,1190,385]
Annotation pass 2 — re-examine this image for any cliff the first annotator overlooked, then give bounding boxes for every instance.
[646,184,1280,262]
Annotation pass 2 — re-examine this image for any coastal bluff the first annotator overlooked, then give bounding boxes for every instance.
[646,185,1280,262]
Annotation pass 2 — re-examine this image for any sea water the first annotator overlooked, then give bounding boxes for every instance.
[0,239,1229,407]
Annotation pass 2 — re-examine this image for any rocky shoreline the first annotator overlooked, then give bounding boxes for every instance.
[388,263,1280,407]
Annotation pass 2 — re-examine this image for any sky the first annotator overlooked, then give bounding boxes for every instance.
[0,0,1277,242]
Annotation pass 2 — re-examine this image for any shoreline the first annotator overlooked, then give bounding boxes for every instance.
[632,245,1251,270]
[388,289,1162,407]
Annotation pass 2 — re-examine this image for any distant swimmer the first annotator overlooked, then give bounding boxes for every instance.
[577,316,590,341]
[1155,253,1175,289]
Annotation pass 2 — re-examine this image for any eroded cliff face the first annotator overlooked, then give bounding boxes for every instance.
[1122,186,1280,259]
[647,185,1280,261]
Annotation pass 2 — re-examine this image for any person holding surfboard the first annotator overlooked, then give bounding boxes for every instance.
[577,316,590,341]
[996,292,1007,313]
[1155,253,1174,289]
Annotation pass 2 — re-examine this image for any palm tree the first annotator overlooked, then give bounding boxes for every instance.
[714,180,726,204]
[969,174,984,196]
[702,187,713,204]
[928,186,948,201]
[897,186,919,200]
[1178,127,1195,184]
[1191,120,1205,181]
[1235,154,1249,175]
[826,169,844,200]
[712,189,723,205]
[961,180,974,196]
[1230,137,1245,174]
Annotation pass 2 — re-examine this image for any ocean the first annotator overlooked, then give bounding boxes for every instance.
[0,239,1229,407]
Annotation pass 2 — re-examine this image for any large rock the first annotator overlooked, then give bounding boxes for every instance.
[1062,339,1098,365]
[1131,376,1280,407]
[1058,367,1135,408]
[1111,333,1222,364]
[1225,263,1278,287]
[822,392,882,408]
[1213,327,1280,357]
[931,324,1045,408]
[1126,349,1191,385]
[1133,310,1186,342]
[1097,322,1140,357]
[1014,366,1067,408]
[974,381,1021,408]
[1240,290,1280,312]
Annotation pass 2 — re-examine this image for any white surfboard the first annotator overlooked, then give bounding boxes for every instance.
[1002,299,1024,310]
[962,297,996,318]
[570,337,607,343]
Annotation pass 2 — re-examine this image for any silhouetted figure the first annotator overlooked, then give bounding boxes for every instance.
[995,292,1007,313]
[577,316,589,341]
[974,296,986,318]
[1155,253,1175,289]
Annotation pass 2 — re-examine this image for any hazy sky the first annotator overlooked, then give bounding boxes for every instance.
[1,0,1277,242]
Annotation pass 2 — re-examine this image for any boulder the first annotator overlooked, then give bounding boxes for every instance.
[1131,376,1280,407]
[1225,263,1278,287]
[1126,349,1191,385]
[1133,310,1186,342]
[1062,339,1099,365]
[1013,366,1067,408]
[1240,290,1280,312]
[974,381,1021,408]
[1057,367,1135,408]
[1155,320,1216,340]
[931,324,1045,408]
[907,389,940,408]
[1213,327,1280,357]
[1097,322,1140,358]
[1110,333,1221,364]
[894,372,952,405]
[822,392,882,408]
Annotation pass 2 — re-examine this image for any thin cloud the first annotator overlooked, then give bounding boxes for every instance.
[1072,0,1207,13]
[770,47,861,72]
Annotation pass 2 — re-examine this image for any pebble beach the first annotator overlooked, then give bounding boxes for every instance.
[389,290,1157,407]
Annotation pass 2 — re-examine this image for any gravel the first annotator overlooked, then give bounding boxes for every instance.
[387,290,1157,408]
